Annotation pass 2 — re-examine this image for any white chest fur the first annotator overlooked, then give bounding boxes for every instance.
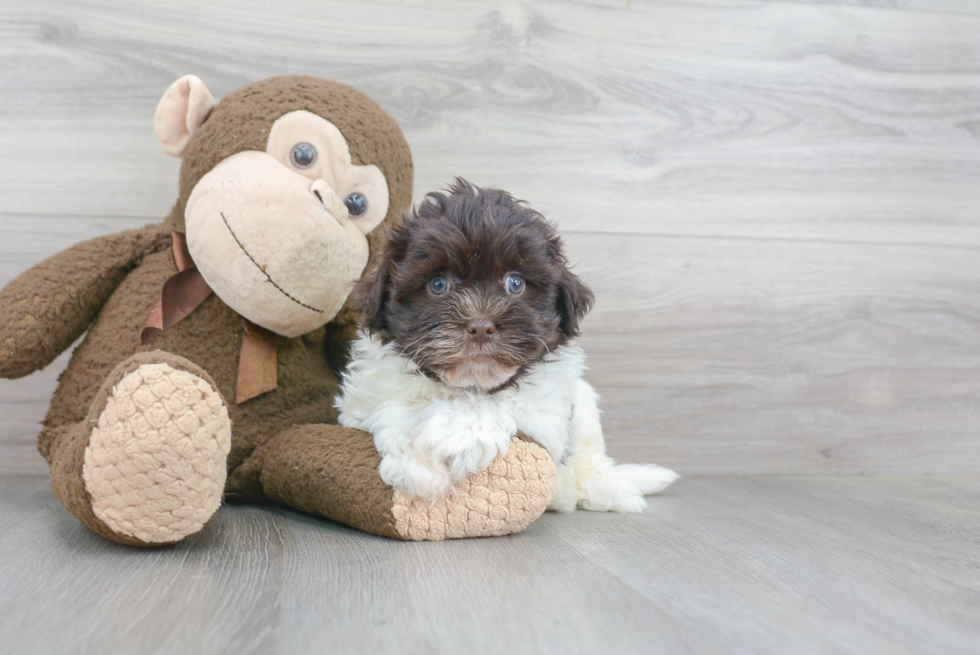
[337,333,677,510]
[336,333,587,498]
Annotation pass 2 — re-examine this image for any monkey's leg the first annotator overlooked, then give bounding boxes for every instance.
[44,352,231,547]
[236,425,556,540]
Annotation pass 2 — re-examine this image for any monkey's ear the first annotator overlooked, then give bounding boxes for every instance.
[154,75,217,158]
[557,267,595,339]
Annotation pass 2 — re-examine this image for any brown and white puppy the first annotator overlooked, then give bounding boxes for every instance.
[337,180,677,510]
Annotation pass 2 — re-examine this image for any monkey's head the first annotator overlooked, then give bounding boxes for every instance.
[154,75,413,338]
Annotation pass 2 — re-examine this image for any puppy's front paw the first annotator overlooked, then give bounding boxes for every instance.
[412,405,515,485]
[578,476,647,513]
[378,453,454,501]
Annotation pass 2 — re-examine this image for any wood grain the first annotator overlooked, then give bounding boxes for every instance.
[1,475,978,654]
[1,0,979,475]
[567,232,980,474]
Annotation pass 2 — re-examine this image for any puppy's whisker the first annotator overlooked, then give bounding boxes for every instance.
[396,333,431,353]
[531,335,552,356]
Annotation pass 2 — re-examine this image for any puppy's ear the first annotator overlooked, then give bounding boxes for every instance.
[557,267,594,338]
[352,257,391,334]
[354,221,411,334]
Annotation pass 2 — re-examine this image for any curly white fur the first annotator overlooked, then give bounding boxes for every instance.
[337,333,678,511]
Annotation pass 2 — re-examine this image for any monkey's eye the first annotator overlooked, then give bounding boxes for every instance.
[428,275,449,296]
[290,142,317,168]
[345,192,368,216]
[505,274,525,295]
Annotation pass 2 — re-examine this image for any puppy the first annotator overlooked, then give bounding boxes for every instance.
[336,180,677,512]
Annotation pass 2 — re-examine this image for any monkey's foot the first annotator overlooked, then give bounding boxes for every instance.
[79,353,231,545]
[390,437,556,540]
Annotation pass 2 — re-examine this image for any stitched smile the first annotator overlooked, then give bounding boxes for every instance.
[220,212,324,314]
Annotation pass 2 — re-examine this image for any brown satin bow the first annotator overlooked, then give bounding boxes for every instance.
[141,232,278,404]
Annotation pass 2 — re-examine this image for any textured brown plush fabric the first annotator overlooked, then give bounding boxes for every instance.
[251,424,402,539]
[1,75,554,546]
[0,226,170,380]
[251,428,557,541]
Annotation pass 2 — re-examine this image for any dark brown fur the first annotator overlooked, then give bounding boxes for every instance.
[354,179,594,391]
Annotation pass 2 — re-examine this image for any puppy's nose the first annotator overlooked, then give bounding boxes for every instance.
[466,319,496,344]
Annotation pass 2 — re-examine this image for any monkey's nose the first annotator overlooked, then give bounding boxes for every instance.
[310,179,349,225]
[466,319,497,345]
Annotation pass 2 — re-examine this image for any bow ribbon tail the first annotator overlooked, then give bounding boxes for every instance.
[236,320,278,404]
[140,231,278,405]
[141,233,213,344]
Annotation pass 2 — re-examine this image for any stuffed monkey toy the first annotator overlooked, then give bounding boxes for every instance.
[0,75,555,546]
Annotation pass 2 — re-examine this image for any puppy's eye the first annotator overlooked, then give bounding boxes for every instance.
[345,192,368,216]
[291,142,317,169]
[428,275,449,295]
[505,274,525,295]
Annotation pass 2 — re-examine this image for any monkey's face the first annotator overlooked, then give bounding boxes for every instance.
[183,110,389,337]
[154,75,411,339]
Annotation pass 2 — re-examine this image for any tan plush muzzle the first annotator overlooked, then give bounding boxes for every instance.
[184,150,370,337]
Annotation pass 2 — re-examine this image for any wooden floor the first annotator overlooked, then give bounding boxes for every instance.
[1,474,977,655]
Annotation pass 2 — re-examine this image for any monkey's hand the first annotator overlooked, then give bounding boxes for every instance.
[0,224,169,379]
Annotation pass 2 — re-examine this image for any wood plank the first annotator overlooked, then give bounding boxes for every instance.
[0,0,976,243]
[4,230,980,476]
[550,475,980,655]
[564,231,980,474]
[1,475,978,654]
[772,0,980,14]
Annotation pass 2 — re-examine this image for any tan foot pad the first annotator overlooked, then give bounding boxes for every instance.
[82,362,232,544]
[391,438,557,541]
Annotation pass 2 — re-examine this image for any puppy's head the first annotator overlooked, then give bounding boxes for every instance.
[353,179,594,392]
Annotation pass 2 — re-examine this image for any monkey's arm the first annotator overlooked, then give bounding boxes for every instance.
[0,224,170,379]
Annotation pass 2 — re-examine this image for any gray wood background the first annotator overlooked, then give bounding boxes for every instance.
[2,0,979,476]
